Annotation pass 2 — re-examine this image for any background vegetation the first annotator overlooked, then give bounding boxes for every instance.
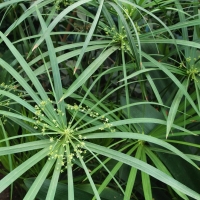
[0,0,200,199]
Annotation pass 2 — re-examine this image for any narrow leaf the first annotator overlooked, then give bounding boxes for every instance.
[59,47,118,102]
[24,158,55,200]
[0,147,49,193]
[86,142,200,199]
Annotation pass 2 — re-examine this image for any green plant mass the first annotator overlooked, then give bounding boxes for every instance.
[0,0,200,199]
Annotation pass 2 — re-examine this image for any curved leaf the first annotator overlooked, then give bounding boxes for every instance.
[85,142,200,199]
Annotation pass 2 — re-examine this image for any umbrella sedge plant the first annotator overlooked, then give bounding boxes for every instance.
[0,0,200,199]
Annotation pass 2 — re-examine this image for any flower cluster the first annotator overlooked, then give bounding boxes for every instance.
[66,103,100,118]
[33,98,67,133]
[33,100,53,133]
[0,82,17,92]
[0,116,7,125]
[54,0,73,10]
[32,101,115,172]
[47,129,87,171]
[123,6,135,19]
[66,103,115,132]
[0,100,10,107]
[187,67,200,82]
[0,83,18,106]
[98,115,115,132]
[104,26,131,53]
[179,56,200,82]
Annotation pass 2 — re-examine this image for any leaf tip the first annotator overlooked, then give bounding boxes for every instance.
[32,44,38,51]
[73,67,78,74]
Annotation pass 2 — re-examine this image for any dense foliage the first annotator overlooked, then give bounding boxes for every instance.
[0,0,200,199]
